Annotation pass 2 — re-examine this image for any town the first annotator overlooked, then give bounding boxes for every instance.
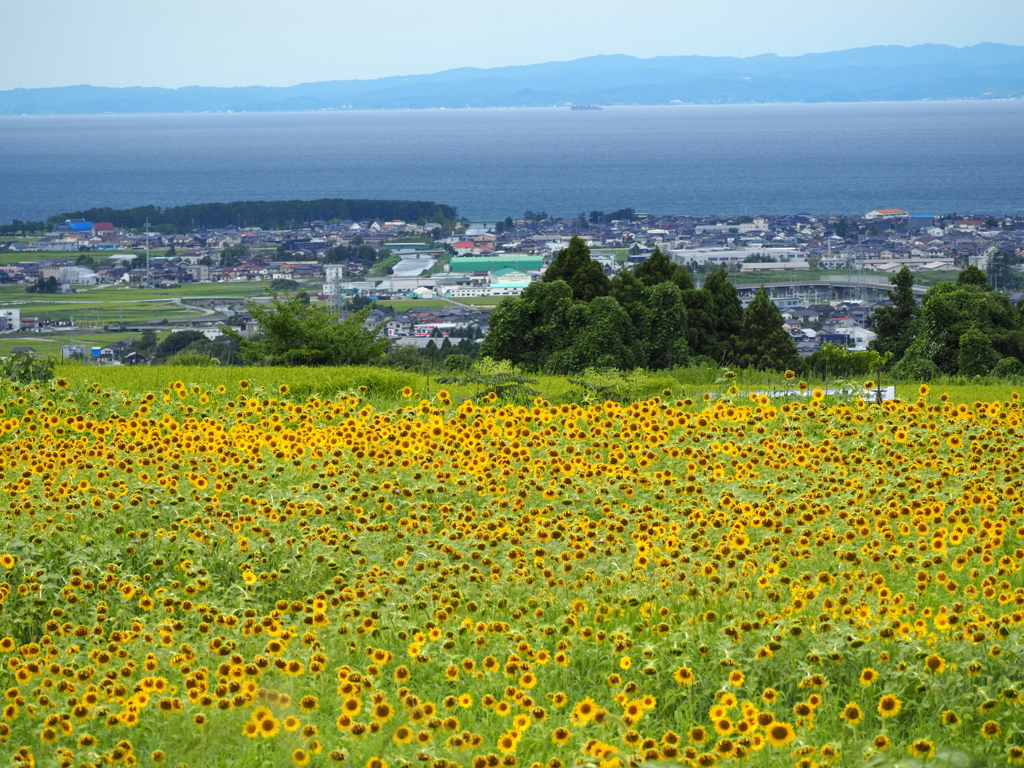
[1,207,1022,365]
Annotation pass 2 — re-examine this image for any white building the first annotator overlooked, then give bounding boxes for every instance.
[58,266,99,286]
[441,284,526,299]
[865,208,907,221]
[828,323,877,351]
[0,308,21,332]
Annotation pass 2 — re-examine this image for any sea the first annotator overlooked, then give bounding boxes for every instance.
[2,100,1024,224]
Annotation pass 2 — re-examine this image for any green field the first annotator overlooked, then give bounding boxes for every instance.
[0,251,67,265]
[85,282,292,300]
[460,296,506,307]
[0,297,203,324]
[374,299,449,310]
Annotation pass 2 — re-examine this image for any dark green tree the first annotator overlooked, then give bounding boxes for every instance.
[640,282,689,370]
[671,263,695,291]
[609,268,646,327]
[957,328,1001,377]
[479,280,575,371]
[549,296,643,373]
[633,248,674,287]
[957,265,990,287]
[736,288,800,371]
[223,296,387,366]
[699,267,743,365]
[133,329,159,355]
[543,236,610,302]
[869,266,919,362]
[445,354,473,372]
[26,276,60,294]
[680,288,717,362]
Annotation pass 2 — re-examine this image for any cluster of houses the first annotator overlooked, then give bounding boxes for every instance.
[781,302,880,355]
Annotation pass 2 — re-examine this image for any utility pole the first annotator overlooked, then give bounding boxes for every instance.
[145,219,151,289]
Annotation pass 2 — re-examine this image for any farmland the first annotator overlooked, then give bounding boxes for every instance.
[0,373,1022,767]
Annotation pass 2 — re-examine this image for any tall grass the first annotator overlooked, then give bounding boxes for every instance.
[54,362,1023,406]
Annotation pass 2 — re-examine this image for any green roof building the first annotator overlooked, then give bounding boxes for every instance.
[449,255,544,273]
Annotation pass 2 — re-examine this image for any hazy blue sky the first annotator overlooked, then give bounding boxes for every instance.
[5,0,1024,90]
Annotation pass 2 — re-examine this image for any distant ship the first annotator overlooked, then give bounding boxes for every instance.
[570,104,603,110]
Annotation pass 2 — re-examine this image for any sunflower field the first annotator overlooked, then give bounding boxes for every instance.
[0,377,1023,768]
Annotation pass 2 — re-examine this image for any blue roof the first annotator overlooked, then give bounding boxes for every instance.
[67,221,94,232]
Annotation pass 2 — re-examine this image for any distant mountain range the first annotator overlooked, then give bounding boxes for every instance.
[4,43,1024,115]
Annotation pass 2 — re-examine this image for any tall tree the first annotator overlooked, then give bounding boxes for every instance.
[869,266,919,362]
[699,267,743,365]
[680,288,716,362]
[736,287,800,371]
[543,236,610,302]
[633,248,674,287]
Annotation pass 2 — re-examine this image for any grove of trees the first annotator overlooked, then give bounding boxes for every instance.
[46,198,458,232]
[481,236,799,374]
[873,261,1024,379]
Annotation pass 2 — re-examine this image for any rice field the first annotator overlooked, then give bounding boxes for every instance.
[0,374,1022,767]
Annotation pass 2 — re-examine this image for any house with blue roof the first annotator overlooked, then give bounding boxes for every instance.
[52,219,94,234]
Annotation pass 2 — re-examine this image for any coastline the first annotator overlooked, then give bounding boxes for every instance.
[2,96,1024,118]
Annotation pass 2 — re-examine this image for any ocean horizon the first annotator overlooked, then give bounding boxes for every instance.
[2,100,1023,225]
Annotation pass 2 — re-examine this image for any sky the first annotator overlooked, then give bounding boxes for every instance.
[5,0,1024,90]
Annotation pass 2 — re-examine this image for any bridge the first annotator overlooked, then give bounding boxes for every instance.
[730,276,923,305]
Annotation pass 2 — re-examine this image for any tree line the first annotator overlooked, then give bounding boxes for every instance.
[480,236,800,374]
[44,198,458,233]
[0,219,49,236]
